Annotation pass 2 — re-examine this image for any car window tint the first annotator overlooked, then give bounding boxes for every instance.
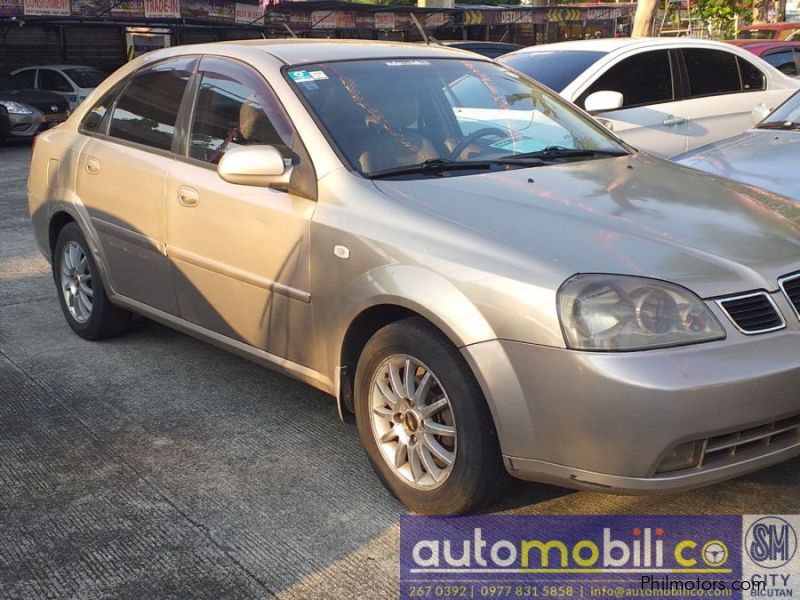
[14,69,35,88]
[578,50,673,109]
[188,59,295,164]
[81,82,124,134]
[109,57,195,151]
[738,56,767,89]
[683,49,741,97]
[498,51,606,92]
[763,49,797,75]
[39,69,73,92]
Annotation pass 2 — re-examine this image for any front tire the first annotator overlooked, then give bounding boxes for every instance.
[355,317,508,514]
[53,222,132,340]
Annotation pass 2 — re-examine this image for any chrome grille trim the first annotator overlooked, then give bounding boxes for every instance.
[778,272,800,321]
[715,291,785,335]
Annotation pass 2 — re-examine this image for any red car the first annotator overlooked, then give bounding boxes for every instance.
[727,40,800,76]
[736,22,800,40]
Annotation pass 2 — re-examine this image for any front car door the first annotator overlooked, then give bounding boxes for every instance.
[75,56,197,315]
[678,48,794,151]
[573,49,689,157]
[165,56,317,367]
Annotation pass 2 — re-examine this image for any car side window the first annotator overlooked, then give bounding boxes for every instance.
[14,69,35,89]
[763,50,798,76]
[81,82,125,134]
[577,50,673,110]
[108,57,196,152]
[39,69,73,93]
[737,56,767,90]
[187,58,295,165]
[683,49,743,97]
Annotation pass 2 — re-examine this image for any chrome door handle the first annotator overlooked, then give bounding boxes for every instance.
[178,186,199,208]
[662,116,686,126]
[86,157,100,175]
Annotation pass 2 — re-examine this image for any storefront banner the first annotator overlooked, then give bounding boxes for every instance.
[207,0,233,20]
[310,9,335,29]
[0,0,23,16]
[143,0,179,18]
[111,0,144,17]
[234,2,261,24]
[180,0,207,18]
[23,0,70,16]
[374,11,394,29]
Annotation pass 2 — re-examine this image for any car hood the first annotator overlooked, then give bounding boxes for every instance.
[372,153,800,299]
[675,130,800,201]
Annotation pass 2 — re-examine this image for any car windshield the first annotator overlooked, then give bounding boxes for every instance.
[757,90,800,129]
[287,58,626,178]
[497,50,606,92]
[738,29,777,39]
[63,68,105,88]
[0,73,22,91]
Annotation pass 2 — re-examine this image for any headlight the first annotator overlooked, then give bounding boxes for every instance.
[557,274,725,351]
[0,100,34,115]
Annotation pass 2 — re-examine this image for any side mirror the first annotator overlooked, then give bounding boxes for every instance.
[583,90,624,114]
[217,145,291,189]
[751,103,772,126]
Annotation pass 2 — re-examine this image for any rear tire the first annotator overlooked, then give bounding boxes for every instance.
[355,317,509,514]
[53,222,132,340]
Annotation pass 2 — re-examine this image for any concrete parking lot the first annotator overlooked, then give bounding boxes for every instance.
[2,141,799,599]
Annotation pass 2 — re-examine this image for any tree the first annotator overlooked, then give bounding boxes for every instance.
[632,0,659,37]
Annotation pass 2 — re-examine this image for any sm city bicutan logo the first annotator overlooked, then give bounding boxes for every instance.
[745,517,798,569]
[410,527,732,574]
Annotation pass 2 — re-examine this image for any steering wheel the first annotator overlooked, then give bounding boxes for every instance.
[449,127,507,160]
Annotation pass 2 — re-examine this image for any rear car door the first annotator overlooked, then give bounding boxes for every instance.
[165,56,317,366]
[574,49,689,157]
[679,48,792,151]
[76,56,197,315]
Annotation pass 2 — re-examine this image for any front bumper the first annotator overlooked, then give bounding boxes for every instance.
[462,325,800,493]
[6,110,66,139]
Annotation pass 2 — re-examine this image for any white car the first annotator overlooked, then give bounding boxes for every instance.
[11,65,106,111]
[499,38,800,157]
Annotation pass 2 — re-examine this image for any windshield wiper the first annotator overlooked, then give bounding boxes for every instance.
[503,146,629,161]
[368,157,544,179]
[757,120,800,130]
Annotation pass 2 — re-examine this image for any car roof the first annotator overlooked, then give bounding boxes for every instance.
[216,38,482,64]
[15,64,98,71]
[739,22,800,30]
[511,36,745,54]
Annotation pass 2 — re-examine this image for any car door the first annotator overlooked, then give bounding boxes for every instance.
[39,68,79,109]
[76,56,197,315]
[573,49,689,157]
[678,48,793,151]
[165,56,317,366]
[13,68,36,89]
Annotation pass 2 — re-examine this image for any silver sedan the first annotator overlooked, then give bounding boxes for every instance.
[28,40,800,514]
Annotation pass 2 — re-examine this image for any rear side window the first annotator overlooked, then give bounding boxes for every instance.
[683,49,741,97]
[763,49,798,76]
[109,57,196,151]
[578,50,673,109]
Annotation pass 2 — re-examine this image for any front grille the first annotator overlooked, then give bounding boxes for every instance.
[716,292,784,334]
[779,273,800,318]
[26,99,69,114]
[700,415,800,468]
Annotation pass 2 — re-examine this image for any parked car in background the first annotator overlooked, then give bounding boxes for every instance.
[0,72,70,141]
[12,65,106,110]
[737,22,800,40]
[498,37,800,157]
[436,41,523,58]
[28,40,800,514]
[727,40,800,77]
[675,90,800,199]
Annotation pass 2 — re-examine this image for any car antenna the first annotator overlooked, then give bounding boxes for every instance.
[410,13,441,45]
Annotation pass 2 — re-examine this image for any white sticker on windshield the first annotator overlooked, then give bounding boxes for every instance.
[385,60,431,66]
[309,70,328,80]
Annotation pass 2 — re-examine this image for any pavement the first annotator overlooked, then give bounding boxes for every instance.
[1,141,799,599]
